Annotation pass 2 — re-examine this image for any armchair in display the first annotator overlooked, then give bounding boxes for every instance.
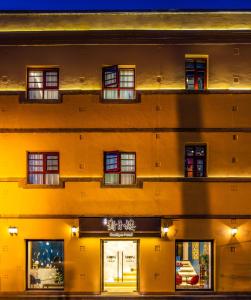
[187,275,199,285]
[176,274,183,285]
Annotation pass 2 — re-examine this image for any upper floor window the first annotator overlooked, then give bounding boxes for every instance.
[27,68,59,101]
[185,145,207,177]
[104,151,136,185]
[102,65,136,100]
[28,152,59,185]
[185,58,207,91]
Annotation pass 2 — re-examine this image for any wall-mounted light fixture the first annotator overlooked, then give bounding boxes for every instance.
[163,225,169,237]
[71,226,78,237]
[161,219,172,239]
[231,227,238,237]
[8,226,18,236]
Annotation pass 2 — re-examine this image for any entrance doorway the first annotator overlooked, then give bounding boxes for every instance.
[102,240,138,293]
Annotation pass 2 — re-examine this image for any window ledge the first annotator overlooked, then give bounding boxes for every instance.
[100,180,143,188]
[20,179,65,189]
[100,92,141,104]
[20,92,62,104]
[20,99,62,104]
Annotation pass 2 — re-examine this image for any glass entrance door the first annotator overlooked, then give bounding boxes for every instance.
[103,240,138,292]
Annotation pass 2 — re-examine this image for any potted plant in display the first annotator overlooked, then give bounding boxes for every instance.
[199,254,209,287]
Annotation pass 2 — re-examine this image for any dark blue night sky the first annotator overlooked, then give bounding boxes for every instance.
[0,0,251,11]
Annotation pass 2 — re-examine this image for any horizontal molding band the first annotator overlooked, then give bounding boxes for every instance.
[0,214,251,220]
[2,89,251,97]
[2,177,251,183]
[1,30,251,45]
[1,128,251,133]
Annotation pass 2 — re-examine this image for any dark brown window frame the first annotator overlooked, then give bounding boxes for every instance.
[175,239,214,291]
[27,152,60,185]
[185,144,207,178]
[27,68,59,101]
[103,151,136,185]
[102,65,139,102]
[185,58,207,91]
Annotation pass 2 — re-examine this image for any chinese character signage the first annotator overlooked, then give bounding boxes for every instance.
[104,218,136,237]
[79,217,161,237]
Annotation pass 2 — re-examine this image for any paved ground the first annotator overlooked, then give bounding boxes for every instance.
[1,293,251,299]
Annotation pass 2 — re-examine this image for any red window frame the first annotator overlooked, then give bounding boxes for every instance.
[185,58,207,91]
[185,145,207,177]
[27,152,59,184]
[27,68,59,100]
[102,65,136,99]
[104,151,136,184]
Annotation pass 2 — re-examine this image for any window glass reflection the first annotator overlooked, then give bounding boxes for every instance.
[27,240,64,289]
[176,241,212,290]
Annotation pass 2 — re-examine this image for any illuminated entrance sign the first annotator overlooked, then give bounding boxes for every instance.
[79,217,161,237]
[104,218,136,237]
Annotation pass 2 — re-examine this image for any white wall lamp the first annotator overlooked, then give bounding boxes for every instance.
[231,227,238,237]
[161,219,172,239]
[163,225,169,237]
[71,226,78,237]
[8,226,18,236]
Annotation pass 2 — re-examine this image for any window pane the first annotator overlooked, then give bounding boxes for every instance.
[105,153,119,171]
[195,146,206,156]
[103,66,118,88]
[44,90,59,100]
[46,155,59,172]
[104,173,119,185]
[196,60,206,70]
[120,69,134,88]
[103,89,118,100]
[119,89,135,99]
[185,145,206,177]
[45,71,58,87]
[28,71,43,89]
[29,174,43,184]
[27,241,64,289]
[121,153,135,172]
[121,174,135,185]
[45,174,59,185]
[29,90,43,100]
[176,241,212,290]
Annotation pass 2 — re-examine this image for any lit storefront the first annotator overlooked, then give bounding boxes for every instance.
[27,240,64,289]
[79,217,161,293]
[175,240,213,290]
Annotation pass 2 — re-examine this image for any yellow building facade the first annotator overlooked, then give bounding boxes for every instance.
[0,11,251,297]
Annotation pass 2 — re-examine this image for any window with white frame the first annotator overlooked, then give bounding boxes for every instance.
[27,69,59,100]
[104,151,136,185]
[28,152,59,185]
[102,65,136,100]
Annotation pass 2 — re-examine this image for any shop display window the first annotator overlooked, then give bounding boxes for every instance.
[27,240,64,289]
[175,240,213,290]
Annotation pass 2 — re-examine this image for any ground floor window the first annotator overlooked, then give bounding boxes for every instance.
[175,240,213,290]
[27,240,64,289]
